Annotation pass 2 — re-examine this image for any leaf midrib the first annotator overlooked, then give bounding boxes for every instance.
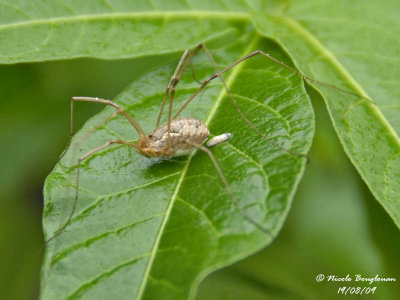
[0,11,249,31]
[136,33,261,299]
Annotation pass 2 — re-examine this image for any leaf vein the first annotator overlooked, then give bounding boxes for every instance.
[67,253,151,299]
[273,14,400,145]
[148,275,180,292]
[70,172,180,223]
[51,213,164,265]
[177,196,221,238]
[0,11,249,31]
[225,143,269,212]
[231,93,291,132]
[0,1,32,20]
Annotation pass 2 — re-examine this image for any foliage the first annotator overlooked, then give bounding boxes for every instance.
[42,35,313,299]
[0,0,398,299]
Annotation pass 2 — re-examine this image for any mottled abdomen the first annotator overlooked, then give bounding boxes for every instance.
[143,118,210,157]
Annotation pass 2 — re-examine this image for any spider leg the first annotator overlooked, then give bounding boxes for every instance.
[172,44,312,160]
[155,45,204,145]
[46,139,137,245]
[186,140,274,237]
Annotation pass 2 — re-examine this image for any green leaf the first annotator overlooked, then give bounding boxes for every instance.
[5,0,393,297]
[41,33,314,299]
[3,1,399,228]
[198,88,400,300]
[252,0,400,229]
[0,0,260,63]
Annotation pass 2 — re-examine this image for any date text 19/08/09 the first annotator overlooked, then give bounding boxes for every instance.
[338,286,377,295]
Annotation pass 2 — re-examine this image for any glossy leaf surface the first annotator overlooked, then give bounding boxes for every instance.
[3,0,399,230]
[253,0,400,228]
[0,0,257,63]
[41,35,313,299]
[11,0,396,298]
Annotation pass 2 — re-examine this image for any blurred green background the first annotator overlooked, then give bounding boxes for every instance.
[1,49,399,299]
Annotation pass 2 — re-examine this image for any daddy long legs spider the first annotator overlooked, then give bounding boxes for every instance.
[44,41,369,249]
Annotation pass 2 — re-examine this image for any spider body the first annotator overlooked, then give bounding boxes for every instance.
[136,117,210,158]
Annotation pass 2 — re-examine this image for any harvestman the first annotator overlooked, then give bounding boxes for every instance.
[47,44,369,244]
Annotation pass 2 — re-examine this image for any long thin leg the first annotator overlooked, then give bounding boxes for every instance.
[172,46,373,158]
[167,47,204,143]
[74,111,120,147]
[49,96,139,178]
[172,45,335,159]
[186,141,274,237]
[155,46,204,146]
[46,99,138,245]
[156,49,190,130]
[170,59,307,159]
[156,46,202,128]
[184,47,373,107]
[200,44,310,160]
[72,97,145,137]
[46,139,138,244]
[174,47,373,118]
